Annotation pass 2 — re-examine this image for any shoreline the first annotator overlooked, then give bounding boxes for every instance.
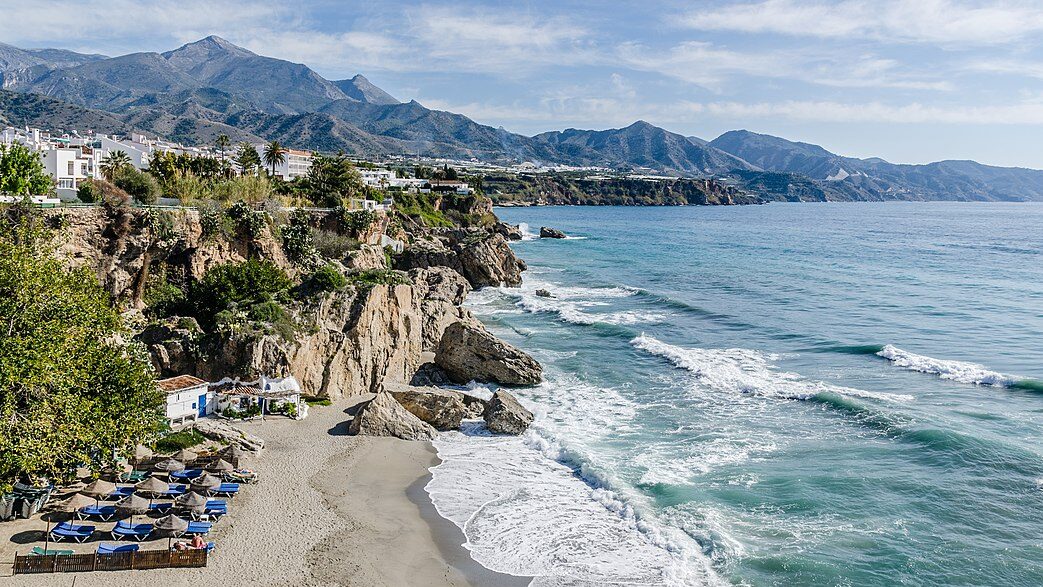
[2,397,528,586]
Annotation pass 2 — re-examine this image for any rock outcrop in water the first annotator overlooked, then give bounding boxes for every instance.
[540,227,566,239]
[435,320,542,386]
[484,390,534,434]
[387,383,470,431]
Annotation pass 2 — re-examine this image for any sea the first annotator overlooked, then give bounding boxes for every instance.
[424,202,1043,586]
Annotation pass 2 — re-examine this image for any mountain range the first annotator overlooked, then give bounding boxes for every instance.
[1,36,1042,202]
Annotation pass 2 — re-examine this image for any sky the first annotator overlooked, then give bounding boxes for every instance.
[5,0,1043,168]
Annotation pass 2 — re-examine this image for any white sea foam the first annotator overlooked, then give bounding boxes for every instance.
[428,375,725,586]
[517,222,540,241]
[631,335,914,403]
[479,278,667,327]
[877,344,1018,387]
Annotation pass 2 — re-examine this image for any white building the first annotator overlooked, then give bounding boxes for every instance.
[252,146,313,180]
[158,375,215,425]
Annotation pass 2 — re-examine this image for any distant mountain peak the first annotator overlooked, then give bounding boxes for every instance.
[332,74,400,105]
[164,36,255,60]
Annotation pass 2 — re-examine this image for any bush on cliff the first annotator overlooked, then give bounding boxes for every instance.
[191,259,293,326]
[0,208,163,485]
[113,167,161,205]
[304,264,347,293]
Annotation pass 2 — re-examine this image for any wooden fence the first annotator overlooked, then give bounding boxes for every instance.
[13,548,207,574]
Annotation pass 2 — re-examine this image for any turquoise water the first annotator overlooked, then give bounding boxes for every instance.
[426,203,1043,586]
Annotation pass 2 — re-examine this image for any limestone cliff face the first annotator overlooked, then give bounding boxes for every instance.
[57,207,291,306]
[148,267,470,398]
[395,227,526,288]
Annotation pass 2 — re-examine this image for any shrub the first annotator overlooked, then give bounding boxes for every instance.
[199,206,230,241]
[279,223,314,264]
[248,300,286,323]
[191,259,293,325]
[334,207,376,235]
[162,171,209,204]
[225,201,268,239]
[281,403,298,418]
[143,269,186,318]
[305,264,347,293]
[113,167,161,205]
[312,229,359,259]
[154,429,205,453]
[77,180,99,203]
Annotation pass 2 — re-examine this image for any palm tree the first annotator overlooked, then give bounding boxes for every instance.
[263,141,287,179]
[216,134,232,178]
[99,150,132,181]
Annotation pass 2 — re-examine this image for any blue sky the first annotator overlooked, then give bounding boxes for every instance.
[6,0,1043,168]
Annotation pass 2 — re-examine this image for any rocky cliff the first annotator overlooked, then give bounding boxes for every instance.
[49,200,533,400]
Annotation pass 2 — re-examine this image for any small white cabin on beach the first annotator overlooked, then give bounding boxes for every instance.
[158,375,215,425]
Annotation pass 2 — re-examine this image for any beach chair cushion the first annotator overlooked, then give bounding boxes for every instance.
[110,486,135,499]
[186,521,212,535]
[149,502,173,513]
[31,546,73,556]
[166,484,188,496]
[78,505,118,520]
[170,469,203,481]
[111,521,154,541]
[214,483,239,495]
[98,543,140,554]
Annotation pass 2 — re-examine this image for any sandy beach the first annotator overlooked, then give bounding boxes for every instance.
[1,396,529,587]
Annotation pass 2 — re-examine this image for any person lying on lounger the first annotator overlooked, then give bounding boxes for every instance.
[175,535,207,551]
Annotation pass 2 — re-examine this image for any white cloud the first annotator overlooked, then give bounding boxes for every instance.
[679,0,1043,45]
[675,99,1043,124]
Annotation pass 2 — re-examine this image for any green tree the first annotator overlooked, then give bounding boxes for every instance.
[99,150,133,181]
[302,154,364,207]
[0,208,163,484]
[263,141,287,178]
[0,144,53,196]
[215,134,231,154]
[189,259,293,325]
[234,143,262,176]
[113,167,161,205]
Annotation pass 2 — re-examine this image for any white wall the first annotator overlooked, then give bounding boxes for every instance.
[165,384,214,422]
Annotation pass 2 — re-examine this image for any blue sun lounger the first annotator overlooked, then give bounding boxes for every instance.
[50,521,96,543]
[149,502,173,514]
[78,505,118,521]
[31,546,73,556]
[110,521,153,541]
[186,521,212,535]
[169,469,204,481]
[164,484,188,497]
[97,543,140,555]
[110,486,135,500]
[211,483,239,497]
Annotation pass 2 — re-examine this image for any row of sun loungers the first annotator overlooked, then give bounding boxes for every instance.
[51,520,215,543]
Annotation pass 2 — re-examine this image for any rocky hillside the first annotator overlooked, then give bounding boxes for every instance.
[48,196,534,400]
[483,173,762,206]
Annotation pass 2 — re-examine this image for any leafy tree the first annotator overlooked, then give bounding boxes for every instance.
[234,143,262,176]
[263,141,287,178]
[99,150,133,181]
[305,264,347,293]
[0,143,53,196]
[190,259,293,326]
[302,154,364,207]
[0,208,163,485]
[113,167,161,205]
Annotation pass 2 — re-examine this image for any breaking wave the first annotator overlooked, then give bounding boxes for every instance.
[876,345,1042,390]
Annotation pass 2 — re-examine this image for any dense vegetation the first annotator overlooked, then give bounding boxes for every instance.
[0,205,163,487]
[0,143,53,196]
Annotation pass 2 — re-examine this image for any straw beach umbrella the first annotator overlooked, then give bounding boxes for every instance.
[132,444,153,465]
[44,493,95,554]
[136,476,169,498]
[172,449,198,463]
[116,494,150,525]
[219,445,246,466]
[175,491,208,510]
[153,458,185,473]
[190,473,221,495]
[208,459,234,473]
[81,479,116,504]
[154,514,190,549]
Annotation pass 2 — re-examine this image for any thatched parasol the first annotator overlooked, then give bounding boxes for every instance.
[136,476,169,496]
[132,444,153,464]
[116,494,150,524]
[175,491,208,510]
[154,513,190,549]
[219,445,247,465]
[153,458,185,473]
[81,479,116,502]
[171,449,198,463]
[190,473,221,494]
[208,459,234,473]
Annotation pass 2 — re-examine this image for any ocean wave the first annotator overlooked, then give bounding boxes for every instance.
[477,278,668,327]
[631,335,913,403]
[517,222,540,241]
[876,344,1035,388]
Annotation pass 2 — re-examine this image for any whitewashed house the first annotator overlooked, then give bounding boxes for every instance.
[158,375,215,425]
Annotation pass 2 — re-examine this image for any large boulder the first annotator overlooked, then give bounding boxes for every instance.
[348,392,436,440]
[194,419,265,453]
[435,321,542,386]
[496,223,523,241]
[540,227,566,239]
[395,229,526,288]
[484,391,534,434]
[388,385,468,431]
